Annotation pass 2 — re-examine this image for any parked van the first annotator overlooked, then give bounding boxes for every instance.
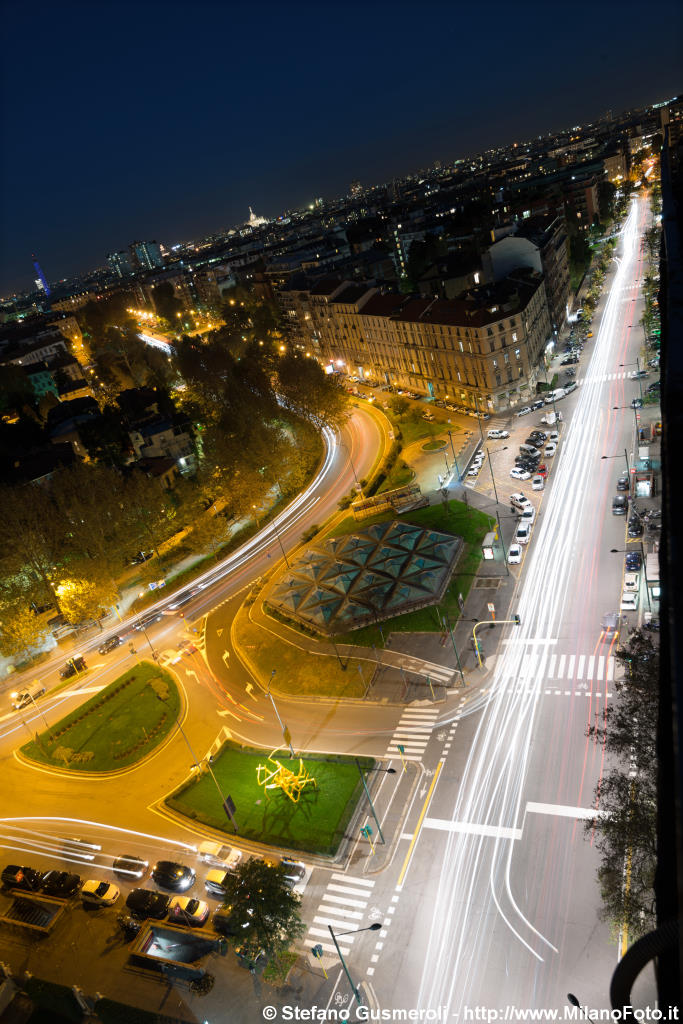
[11,680,46,710]
[519,444,540,457]
[552,388,566,401]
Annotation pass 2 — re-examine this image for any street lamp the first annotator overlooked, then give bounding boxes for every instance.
[267,670,294,757]
[471,392,487,442]
[10,688,52,740]
[613,404,640,438]
[338,440,362,495]
[446,430,462,481]
[270,518,290,569]
[328,922,382,1005]
[354,759,395,846]
[620,359,644,401]
[484,445,507,507]
[601,451,631,477]
[610,548,651,611]
[134,593,158,660]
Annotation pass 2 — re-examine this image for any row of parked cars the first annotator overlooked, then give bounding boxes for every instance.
[509,428,559,483]
[1,843,306,934]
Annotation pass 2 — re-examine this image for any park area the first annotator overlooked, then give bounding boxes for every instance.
[21,661,180,772]
[166,742,374,856]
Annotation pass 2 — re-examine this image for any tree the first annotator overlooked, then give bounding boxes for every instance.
[586,630,659,938]
[152,281,184,326]
[597,180,616,225]
[56,575,119,626]
[277,353,348,428]
[0,365,36,415]
[0,602,48,660]
[0,484,66,611]
[219,858,305,960]
[389,395,410,418]
[50,463,127,585]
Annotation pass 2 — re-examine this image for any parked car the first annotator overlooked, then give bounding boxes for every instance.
[510,493,532,512]
[631,398,643,408]
[612,495,629,515]
[629,370,648,380]
[647,381,660,393]
[98,635,122,655]
[81,880,120,907]
[508,544,522,564]
[41,871,82,898]
[616,475,630,491]
[544,442,558,457]
[515,523,532,545]
[564,382,578,394]
[467,465,480,477]
[510,467,531,481]
[125,888,171,919]
[628,519,644,537]
[531,399,545,411]
[546,431,559,443]
[531,475,545,490]
[519,506,536,524]
[623,572,640,593]
[620,591,639,612]
[1,865,44,892]
[113,855,149,880]
[197,842,242,871]
[213,904,253,937]
[487,429,510,439]
[151,861,195,892]
[205,869,233,898]
[60,656,87,679]
[168,896,210,926]
[516,406,532,417]
[535,463,548,478]
[625,551,642,571]
[265,857,307,887]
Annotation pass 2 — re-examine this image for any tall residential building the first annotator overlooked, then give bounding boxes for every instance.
[107,250,135,278]
[129,240,165,271]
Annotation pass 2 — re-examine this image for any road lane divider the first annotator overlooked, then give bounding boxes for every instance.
[395,758,443,889]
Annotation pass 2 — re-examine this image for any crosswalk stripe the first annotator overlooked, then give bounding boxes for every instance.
[399,710,439,719]
[391,745,427,754]
[558,654,566,678]
[392,727,433,736]
[331,873,374,887]
[577,655,585,680]
[586,655,594,678]
[321,893,369,909]
[567,654,576,677]
[597,655,604,679]
[326,883,373,898]
[314,914,363,930]
[316,906,363,921]
[607,658,615,681]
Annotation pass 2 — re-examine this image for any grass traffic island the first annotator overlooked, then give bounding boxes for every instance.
[231,602,367,699]
[166,741,374,856]
[421,439,446,451]
[20,661,181,772]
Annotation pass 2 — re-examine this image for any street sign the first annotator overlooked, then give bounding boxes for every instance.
[397,744,405,754]
[312,944,323,959]
[458,593,465,613]
[223,794,238,833]
[487,603,495,614]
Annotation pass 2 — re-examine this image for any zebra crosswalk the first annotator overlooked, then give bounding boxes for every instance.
[386,705,439,760]
[306,872,376,955]
[502,652,616,682]
[577,371,631,383]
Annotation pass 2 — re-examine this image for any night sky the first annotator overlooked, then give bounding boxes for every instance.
[1,0,680,297]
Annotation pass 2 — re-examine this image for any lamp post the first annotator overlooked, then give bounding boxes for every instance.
[339,440,362,495]
[267,670,294,757]
[270,518,291,569]
[471,393,486,442]
[354,759,395,845]
[494,508,510,576]
[446,431,462,480]
[328,922,382,1006]
[444,612,465,684]
[613,404,640,440]
[11,688,53,740]
[620,359,644,401]
[134,594,158,660]
[601,450,631,477]
[610,547,651,611]
[485,445,507,507]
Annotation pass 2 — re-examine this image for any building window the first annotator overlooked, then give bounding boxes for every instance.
[492,358,498,369]
[512,332,517,342]
[459,341,464,352]
[515,347,521,359]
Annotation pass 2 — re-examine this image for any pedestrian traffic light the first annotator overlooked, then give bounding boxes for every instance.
[513,614,521,625]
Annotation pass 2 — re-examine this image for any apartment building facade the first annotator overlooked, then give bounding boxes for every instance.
[285,270,552,413]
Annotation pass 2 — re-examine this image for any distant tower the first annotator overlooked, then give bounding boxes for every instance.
[32,254,51,297]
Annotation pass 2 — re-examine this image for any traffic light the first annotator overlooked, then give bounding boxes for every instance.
[513,614,521,626]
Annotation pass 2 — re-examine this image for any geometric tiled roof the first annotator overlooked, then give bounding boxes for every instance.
[268,520,462,635]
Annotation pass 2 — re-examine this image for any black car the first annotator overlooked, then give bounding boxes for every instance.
[135,612,162,630]
[151,860,195,892]
[612,496,628,515]
[631,398,643,408]
[125,888,171,919]
[628,519,644,537]
[647,381,660,393]
[60,656,87,679]
[625,552,642,571]
[524,436,543,447]
[41,870,82,898]
[98,635,122,655]
[113,854,149,880]
[616,475,630,491]
[1,865,44,892]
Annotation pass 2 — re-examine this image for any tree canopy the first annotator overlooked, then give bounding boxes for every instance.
[219,858,305,960]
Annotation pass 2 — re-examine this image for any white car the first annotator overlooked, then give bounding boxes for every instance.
[531,475,545,490]
[510,467,531,481]
[546,431,559,443]
[510,492,532,512]
[487,429,510,439]
[623,572,640,593]
[516,406,532,417]
[81,880,120,907]
[620,591,639,612]
[168,896,210,926]
[508,544,522,564]
[515,522,532,545]
[519,506,536,524]
[628,370,648,380]
[467,465,480,477]
[544,442,558,457]
[198,842,243,872]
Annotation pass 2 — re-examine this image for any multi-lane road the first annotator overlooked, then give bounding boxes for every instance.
[0,196,658,1016]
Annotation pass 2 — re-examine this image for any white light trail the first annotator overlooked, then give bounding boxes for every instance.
[416,199,644,1012]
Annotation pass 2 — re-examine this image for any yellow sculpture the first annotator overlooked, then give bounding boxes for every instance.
[256,751,317,803]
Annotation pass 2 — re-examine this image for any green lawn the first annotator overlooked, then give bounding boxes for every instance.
[421,439,446,452]
[21,661,180,772]
[231,604,367,698]
[394,411,436,446]
[377,461,415,494]
[166,742,373,855]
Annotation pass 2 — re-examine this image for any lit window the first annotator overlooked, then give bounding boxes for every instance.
[512,332,517,342]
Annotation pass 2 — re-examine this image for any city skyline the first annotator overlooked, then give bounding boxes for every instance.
[1,0,681,296]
